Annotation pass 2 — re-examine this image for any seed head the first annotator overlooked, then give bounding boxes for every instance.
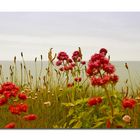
[21,52,23,57]
[125,63,128,69]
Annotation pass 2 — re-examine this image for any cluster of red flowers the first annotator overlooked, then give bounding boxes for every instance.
[88,96,102,106]
[56,49,86,88]
[0,82,38,128]
[86,48,119,86]
[0,82,28,106]
[56,52,75,72]
[122,98,136,109]
[0,82,19,103]
[57,52,69,61]
[9,103,28,115]
[56,50,86,72]
[72,50,82,62]
[18,93,27,100]
[4,114,38,128]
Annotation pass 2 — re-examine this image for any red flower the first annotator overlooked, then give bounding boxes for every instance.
[91,77,105,86]
[122,98,136,109]
[1,82,19,93]
[102,75,110,84]
[0,89,3,94]
[81,61,86,65]
[64,66,69,71]
[91,53,102,61]
[9,105,21,115]
[67,83,74,88]
[72,51,81,62]
[56,60,62,66]
[68,58,73,63]
[57,52,69,61]
[1,82,20,98]
[23,114,38,121]
[19,103,28,112]
[68,65,73,70]
[86,68,93,76]
[88,98,97,106]
[99,48,107,56]
[88,60,101,69]
[106,119,111,128]
[9,103,28,115]
[88,97,102,106]
[0,97,7,106]
[103,64,115,74]
[86,48,118,87]
[74,77,82,82]
[100,57,109,64]
[71,63,76,67]
[59,67,64,71]
[3,91,11,98]
[96,97,102,104]
[110,74,119,83]
[18,93,27,100]
[4,122,16,128]
[11,88,19,97]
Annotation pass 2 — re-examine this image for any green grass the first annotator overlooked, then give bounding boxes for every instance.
[1,48,140,128]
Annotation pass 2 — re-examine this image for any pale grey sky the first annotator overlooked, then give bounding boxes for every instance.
[0,12,140,61]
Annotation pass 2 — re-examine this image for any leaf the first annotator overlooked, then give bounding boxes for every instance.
[72,121,82,128]
[93,121,105,128]
[67,109,74,117]
[74,98,88,106]
[78,112,86,119]
[114,108,120,116]
[62,103,75,107]
[69,119,77,126]
[63,122,67,128]
[96,117,107,122]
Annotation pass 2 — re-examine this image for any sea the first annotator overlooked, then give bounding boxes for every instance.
[0,61,140,91]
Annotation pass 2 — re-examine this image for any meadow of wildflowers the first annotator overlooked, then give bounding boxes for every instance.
[0,48,140,129]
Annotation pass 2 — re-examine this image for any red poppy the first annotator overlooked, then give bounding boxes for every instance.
[122,98,136,109]
[88,97,102,106]
[19,103,28,112]
[9,105,21,115]
[0,97,7,106]
[23,114,38,121]
[3,91,11,98]
[4,122,16,128]
[18,93,27,100]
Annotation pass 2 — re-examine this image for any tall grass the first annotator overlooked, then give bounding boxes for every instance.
[0,48,140,128]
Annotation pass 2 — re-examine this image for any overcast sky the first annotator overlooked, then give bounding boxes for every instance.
[0,12,140,61]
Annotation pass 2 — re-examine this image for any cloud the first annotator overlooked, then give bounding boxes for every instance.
[0,12,140,60]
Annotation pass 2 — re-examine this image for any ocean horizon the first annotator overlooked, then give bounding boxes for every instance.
[0,61,140,91]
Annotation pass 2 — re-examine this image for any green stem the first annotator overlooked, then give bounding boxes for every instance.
[104,86,114,118]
